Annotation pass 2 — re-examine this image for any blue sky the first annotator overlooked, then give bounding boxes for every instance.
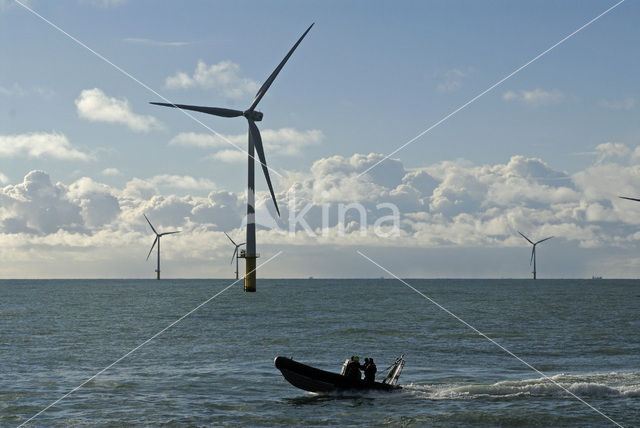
[1,0,639,278]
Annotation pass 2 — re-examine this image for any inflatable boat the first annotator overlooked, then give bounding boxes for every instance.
[274,355,404,393]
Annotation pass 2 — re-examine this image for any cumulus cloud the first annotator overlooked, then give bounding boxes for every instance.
[7,147,640,277]
[0,171,84,234]
[67,177,121,228]
[148,174,215,190]
[165,60,260,99]
[503,88,564,106]
[594,142,630,163]
[75,88,163,132]
[0,132,91,161]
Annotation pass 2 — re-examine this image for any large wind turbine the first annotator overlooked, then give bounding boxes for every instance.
[151,24,313,291]
[518,231,553,280]
[144,214,180,280]
[224,232,245,280]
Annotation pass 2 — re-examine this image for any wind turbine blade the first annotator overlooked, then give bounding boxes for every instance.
[518,231,534,245]
[224,231,237,246]
[238,242,246,246]
[159,231,180,236]
[619,196,640,202]
[146,236,158,261]
[144,214,158,235]
[530,246,535,266]
[535,236,553,245]
[249,119,280,216]
[150,102,243,118]
[248,23,314,111]
[231,247,238,264]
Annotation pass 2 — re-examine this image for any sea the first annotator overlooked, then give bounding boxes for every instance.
[1,278,638,427]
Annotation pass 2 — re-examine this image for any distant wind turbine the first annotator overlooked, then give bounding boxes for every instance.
[224,232,245,280]
[518,231,553,280]
[144,214,180,280]
[151,23,314,292]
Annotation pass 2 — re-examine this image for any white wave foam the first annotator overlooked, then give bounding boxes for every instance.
[403,372,640,400]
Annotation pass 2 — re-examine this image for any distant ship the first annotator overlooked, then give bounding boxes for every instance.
[591,275,603,280]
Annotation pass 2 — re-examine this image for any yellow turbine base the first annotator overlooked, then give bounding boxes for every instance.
[244,257,257,292]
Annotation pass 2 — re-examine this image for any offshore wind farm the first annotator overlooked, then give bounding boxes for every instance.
[2,1,639,427]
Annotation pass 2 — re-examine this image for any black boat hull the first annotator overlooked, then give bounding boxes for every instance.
[274,356,400,393]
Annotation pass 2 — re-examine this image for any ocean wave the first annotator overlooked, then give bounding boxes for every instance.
[404,372,640,400]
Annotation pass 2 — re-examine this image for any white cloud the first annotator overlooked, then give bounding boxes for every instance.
[75,88,163,132]
[503,88,564,106]
[169,132,228,148]
[0,171,85,234]
[601,96,636,110]
[67,177,121,228]
[594,142,630,163]
[8,148,640,277]
[165,60,260,99]
[173,128,323,160]
[260,128,323,155]
[210,149,246,163]
[148,174,216,190]
[101,168,121,176]
[0,132,91,161]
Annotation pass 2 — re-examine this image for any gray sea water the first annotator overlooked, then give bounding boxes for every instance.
[1,278,639,427]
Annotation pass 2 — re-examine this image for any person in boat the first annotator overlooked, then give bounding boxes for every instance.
[344,355,363,380]
[363,357,377,383]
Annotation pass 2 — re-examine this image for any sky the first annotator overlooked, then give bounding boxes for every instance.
[1,0,639,278]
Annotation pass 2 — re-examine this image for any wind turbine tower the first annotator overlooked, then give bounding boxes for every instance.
[151,24,313,291]
[144,214,180,280]
[518,231,553,280]
[225,232,245,280]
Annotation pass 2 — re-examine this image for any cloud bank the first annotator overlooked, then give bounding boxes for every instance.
[3,146,640,277]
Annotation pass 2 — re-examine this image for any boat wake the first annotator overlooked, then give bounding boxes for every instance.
[403,372,640,400]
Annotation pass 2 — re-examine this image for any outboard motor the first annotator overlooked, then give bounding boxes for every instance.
[382,354,405,385]
[340,359,350,376]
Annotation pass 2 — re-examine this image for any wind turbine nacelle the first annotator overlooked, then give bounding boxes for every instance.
[244,110,263,122]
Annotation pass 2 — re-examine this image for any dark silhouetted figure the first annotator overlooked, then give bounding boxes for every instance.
[363,357,377,383]
[344,356,363,380]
